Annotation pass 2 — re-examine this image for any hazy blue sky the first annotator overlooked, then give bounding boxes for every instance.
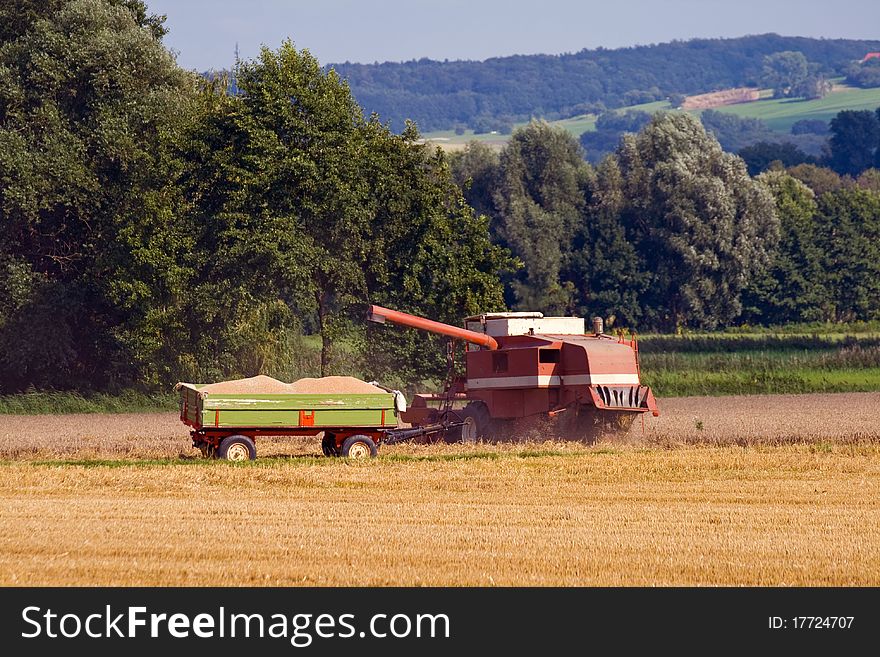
[145,0,880,71]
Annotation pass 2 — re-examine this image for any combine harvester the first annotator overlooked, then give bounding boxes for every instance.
[368,305,659,441]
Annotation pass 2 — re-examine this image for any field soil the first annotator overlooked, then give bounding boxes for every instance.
[681,87,760,109]
[0,392,878,586]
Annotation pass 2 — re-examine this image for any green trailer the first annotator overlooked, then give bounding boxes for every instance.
[176,383,457,460]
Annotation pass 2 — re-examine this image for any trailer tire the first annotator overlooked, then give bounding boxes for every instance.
[218,435,256,461]
[341,435,378,459]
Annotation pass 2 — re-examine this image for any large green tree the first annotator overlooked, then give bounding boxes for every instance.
[492,121,592,313]
[827,110,880,176]
[178,43,510,383]
[570,158,647,326]
[741,171,827,324]
[816,188,880,321]
[361,126,513,386]
[761,51,811,99]
[448,141,500,223]
[613,113,779,330]
[0,0,195,392]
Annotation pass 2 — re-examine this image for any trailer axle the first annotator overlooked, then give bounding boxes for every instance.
[383,421,464,445]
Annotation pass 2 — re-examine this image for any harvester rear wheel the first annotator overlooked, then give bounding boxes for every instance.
[218,435,256,461]
[452,402,493,443]
[341,434,378,458]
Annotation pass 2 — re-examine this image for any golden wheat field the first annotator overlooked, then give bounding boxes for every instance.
[0,392,878,586]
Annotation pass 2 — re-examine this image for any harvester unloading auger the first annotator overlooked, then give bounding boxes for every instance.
[368,305,659,442]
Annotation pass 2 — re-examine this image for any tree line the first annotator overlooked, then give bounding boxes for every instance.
[3,1,880,396]
[451,117,880,331]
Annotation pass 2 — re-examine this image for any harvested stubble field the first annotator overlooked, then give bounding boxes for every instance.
[0,392,878,586]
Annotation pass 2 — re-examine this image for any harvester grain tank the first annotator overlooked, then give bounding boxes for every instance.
[368,305,658,440]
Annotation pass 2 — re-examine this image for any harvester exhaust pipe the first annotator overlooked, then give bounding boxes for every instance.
[592,316,604,336]
[368,304,499,350]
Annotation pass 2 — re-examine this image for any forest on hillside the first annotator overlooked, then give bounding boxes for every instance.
[331,34,880,131]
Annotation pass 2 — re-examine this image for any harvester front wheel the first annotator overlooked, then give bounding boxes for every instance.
[341,435,378,459]
[218,435,256,461]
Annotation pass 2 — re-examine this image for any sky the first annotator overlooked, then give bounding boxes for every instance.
[145,0,880,71]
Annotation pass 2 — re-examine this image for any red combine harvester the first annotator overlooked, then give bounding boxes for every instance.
[368,305,659,441]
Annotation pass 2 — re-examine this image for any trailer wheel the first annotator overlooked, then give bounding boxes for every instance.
[341,434,378,459]
[218,435,256,461]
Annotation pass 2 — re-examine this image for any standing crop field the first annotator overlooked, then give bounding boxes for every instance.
[0,392,878,586]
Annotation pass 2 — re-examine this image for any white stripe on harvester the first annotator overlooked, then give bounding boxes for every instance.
[466,374,639,389]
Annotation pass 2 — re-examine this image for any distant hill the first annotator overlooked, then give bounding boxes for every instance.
[330,34,880,132]
[419,83,880,156]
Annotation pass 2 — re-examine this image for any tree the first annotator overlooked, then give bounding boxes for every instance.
[0,0,196,392]
[856,169,880,193]
[178,43,511,383]
[580,111,652,163]
[761,51,810,98]
[738,142,815,176]
[448,141,501,221]
[570,158,648,326]
[699,110,776,153]
[742,172,827,324]
[845,58,880,88]
[790,119,828,136]
[493,121,593,313]
[877,106,880,169]
[0,0,168,42]
[786,164,850,197]
[816,189,880,321]
[668,93,686,109]
[358,123,513,386]
[791,74,831,100]
[612,113,779,330]
[827,110,880,176]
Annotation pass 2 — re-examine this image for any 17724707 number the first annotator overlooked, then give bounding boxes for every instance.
[769,616,854,629]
